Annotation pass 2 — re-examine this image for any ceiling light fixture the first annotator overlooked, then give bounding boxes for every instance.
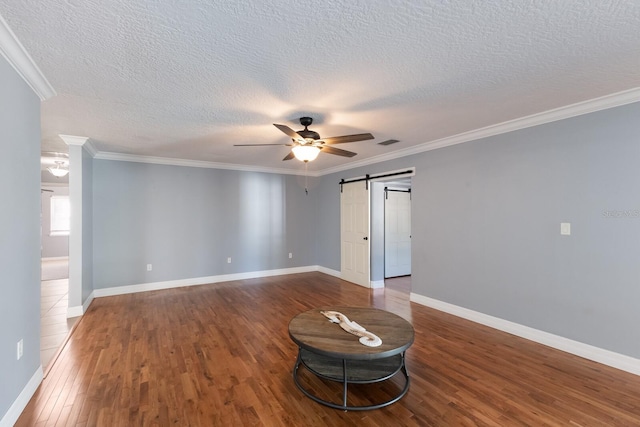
[292,145,321,162]
[47,161,69,178]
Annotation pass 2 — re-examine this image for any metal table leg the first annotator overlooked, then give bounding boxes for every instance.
[293,347,411,411]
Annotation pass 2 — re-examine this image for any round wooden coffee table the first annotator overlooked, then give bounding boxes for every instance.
[288,306,414,411]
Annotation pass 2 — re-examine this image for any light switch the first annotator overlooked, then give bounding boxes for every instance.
[560,222,571,236]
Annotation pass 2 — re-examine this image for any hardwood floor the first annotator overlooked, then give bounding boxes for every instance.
[18,273,640,426]
[384,275,411,293]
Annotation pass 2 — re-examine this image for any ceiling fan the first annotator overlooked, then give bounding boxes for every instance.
[234,117,374,162]
[41,152,70,177]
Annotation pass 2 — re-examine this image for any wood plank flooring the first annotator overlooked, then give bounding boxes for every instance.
[17,272,640,426]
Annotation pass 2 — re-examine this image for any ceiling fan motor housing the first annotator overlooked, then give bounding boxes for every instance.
[297,129,321,140]
[297,117,320,140]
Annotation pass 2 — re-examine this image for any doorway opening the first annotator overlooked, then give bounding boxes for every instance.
[370,176,412,293]
[383,180,412,279]
[40,183,79,373]
[340,169,413,293]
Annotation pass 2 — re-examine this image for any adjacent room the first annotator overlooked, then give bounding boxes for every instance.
[1,1,640,425]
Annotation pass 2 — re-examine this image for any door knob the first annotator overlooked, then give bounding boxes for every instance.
[363,237,368,240]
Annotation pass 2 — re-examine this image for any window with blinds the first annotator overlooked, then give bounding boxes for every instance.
[50,195,70,236]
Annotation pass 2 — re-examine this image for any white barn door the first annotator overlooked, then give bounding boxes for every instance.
[385,190,411,278]
[341,182,370,287]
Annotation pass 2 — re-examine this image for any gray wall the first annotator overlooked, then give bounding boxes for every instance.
[316,101,640,359]
[92,161,317,289]
[314,172,342,270]
[0,56,42,419]
[40,185,69,258]
[82,148,93,302]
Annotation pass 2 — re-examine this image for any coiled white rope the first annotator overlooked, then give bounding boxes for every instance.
[320,310,382,347]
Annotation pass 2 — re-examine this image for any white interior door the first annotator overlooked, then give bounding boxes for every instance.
[385,190,411,278]
[341,182,370,287]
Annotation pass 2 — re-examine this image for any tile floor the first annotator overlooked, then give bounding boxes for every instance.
[41,272,79,371]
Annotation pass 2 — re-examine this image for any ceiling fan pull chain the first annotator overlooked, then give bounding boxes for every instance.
[305,162,309,195]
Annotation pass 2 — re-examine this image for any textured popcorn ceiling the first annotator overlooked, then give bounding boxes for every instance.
[2,0,640,172]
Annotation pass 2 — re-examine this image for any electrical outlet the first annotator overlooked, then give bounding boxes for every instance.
[289,252,292,259]
[17,339,23,360]
[146,264,152,271]
[227,257,232,264]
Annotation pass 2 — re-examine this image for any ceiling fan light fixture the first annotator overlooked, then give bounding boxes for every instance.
[292,145,320,162]
[47,161,69,177]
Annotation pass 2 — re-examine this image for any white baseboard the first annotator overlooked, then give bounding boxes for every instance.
[41,256,69,261]
[0,365,43,427]
[322,267,387,289]
[67,305,83,318]
[83,291,94,312]
[93,265,325,298]
[66,291,95,318]
[370,280,385,289]
[317,266,341,278]
[410,293,640,377]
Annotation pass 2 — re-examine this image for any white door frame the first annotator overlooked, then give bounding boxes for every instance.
[340,168,415,288]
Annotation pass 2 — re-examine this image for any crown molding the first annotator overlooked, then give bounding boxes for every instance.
[83,87,640,178]
[59,134,98,157]
[92,151,314,176]
[0,13,55,101]
[317,87,640,176]
[59,134,88,146]
[82,140,98,157]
